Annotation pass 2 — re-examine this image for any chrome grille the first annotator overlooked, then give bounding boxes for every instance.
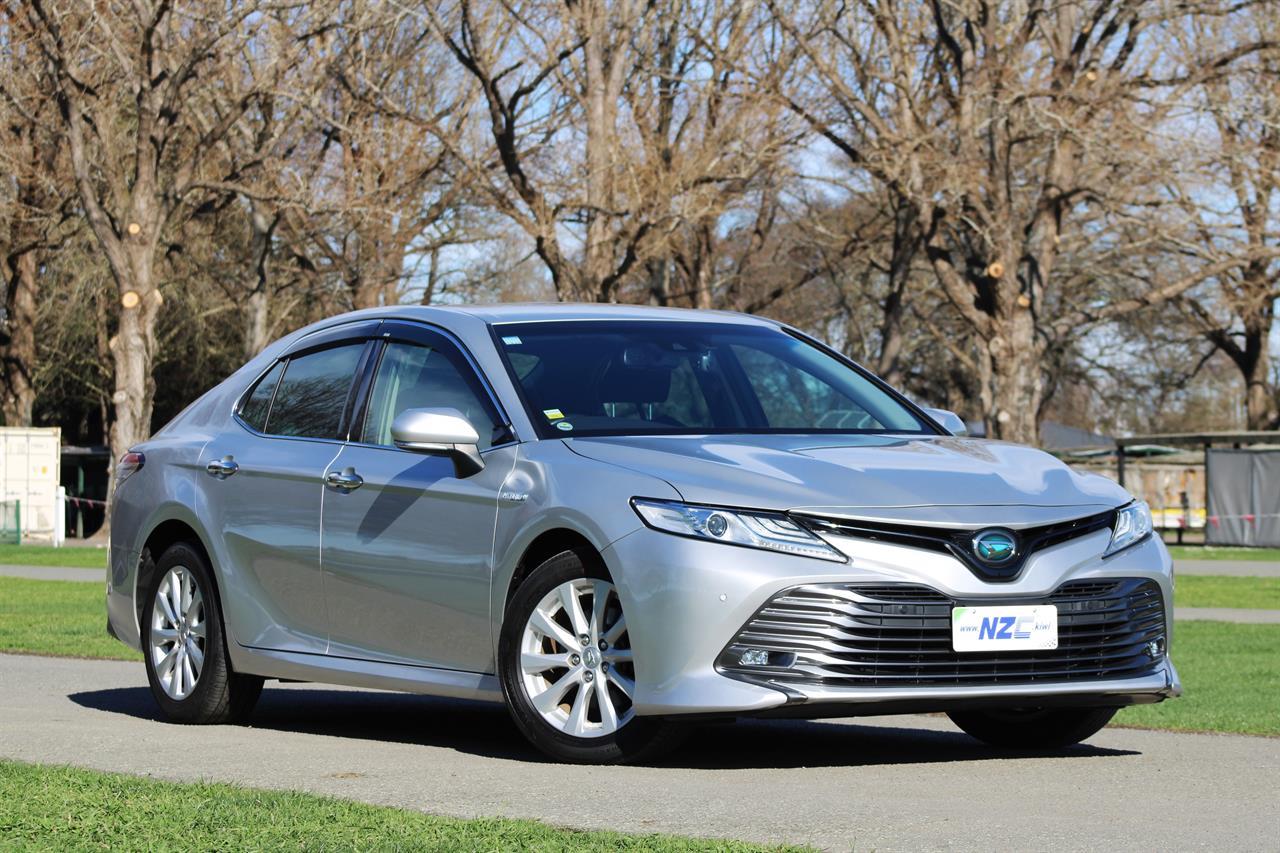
[718,578,1165,688]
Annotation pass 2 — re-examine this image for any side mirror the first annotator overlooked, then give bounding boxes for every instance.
[922,407,968,437]
[390,408,485,478]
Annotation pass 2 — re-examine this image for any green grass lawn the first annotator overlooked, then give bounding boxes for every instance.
[1175,575,1280,610]
[0,544,105,569]
[0,761,798,852]
[1167,545,1280,562]
[0,577,137,660]
[1117,621,1280,736]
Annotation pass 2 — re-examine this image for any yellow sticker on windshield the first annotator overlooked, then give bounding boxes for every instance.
[543,408,565,420]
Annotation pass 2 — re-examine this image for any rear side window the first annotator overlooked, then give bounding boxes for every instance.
[264,343,365,439]
[239,361,284,432]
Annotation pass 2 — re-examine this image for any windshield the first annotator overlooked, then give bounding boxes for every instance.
[494,320,932,438]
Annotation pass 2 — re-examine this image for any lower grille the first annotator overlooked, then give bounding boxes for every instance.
[718,578,1165,688]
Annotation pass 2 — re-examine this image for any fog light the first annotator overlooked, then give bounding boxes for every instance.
[739,648,770,666]
[1146,639,1164,658]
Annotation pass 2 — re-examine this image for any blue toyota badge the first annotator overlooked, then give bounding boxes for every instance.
[972,529,1017,565]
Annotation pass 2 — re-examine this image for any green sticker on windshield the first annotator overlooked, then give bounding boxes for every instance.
[556,421,574,432]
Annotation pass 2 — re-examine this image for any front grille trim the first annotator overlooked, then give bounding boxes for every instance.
[719,578,1166,689]
[794,510,1118,582]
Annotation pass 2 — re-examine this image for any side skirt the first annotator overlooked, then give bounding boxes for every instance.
[228,644,504,704]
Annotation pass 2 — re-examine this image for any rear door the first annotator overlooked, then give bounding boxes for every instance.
[319,321,518,672]
[201,322,379,653]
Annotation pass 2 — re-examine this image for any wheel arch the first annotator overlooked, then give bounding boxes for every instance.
[505,527,608,607]
[136,515,221,631]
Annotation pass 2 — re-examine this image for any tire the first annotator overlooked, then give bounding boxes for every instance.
[948,706,1118,749]
[141,542,263,724]
[498,548,683,764]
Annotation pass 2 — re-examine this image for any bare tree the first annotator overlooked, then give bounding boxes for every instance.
[0,12,76,426]
[17,0,320,462]
[771,0,1277,442]
[273,1,477,313]
[426,0,791,303]
[1168,4,1280,429]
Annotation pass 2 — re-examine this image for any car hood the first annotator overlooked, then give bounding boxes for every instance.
[565,434,1130,528]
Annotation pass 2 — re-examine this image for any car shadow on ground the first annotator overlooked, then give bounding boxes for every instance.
[68,686,1138,769]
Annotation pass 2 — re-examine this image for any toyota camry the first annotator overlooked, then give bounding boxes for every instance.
[107,304,1180,763]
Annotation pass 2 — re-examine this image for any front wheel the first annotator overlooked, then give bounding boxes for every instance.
[498,548,682,764]
[141,542,263,724]
[948,706,1118,749]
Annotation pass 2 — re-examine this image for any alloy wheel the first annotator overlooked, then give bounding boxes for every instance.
[518,578,635,737]
[149,565,206,700]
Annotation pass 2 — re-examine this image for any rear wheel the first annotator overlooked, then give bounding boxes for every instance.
[499,548,682,764]
[948,706,1118,749]
[142,542,262,724]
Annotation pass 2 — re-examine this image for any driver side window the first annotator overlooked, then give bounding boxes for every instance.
[361,341,498,450]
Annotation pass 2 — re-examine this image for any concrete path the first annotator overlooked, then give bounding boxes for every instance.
[1174,559,1280,577]
[0,564,104,582]
[1174,606,1280,624]
[2,654,1277,852]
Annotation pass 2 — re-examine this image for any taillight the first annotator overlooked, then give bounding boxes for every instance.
[116,451,145,484]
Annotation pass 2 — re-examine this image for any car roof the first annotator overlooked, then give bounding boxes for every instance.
[372,302,782,327]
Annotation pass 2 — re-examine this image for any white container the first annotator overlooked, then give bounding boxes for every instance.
[0,427,62,542]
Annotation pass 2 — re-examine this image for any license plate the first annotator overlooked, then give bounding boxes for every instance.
[952,605,1058,652]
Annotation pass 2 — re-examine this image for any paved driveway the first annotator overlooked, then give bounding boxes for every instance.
[2,654,1276,852]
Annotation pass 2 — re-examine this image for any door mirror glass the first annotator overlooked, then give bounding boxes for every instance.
[922,407,968,436]
[390,408,485,477]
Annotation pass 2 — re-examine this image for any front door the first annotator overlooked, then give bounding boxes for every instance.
[320,324,517,672]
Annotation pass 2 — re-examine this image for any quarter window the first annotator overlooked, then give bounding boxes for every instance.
[265,343,365,439]
[362,342,498,450]
[239,361,283,432]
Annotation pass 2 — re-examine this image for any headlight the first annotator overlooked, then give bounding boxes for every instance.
[631,498,846,563]
[1105,500,1153,556]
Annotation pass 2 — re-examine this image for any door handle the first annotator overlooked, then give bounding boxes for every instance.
[325,467,363,492]
[206,456,239,479]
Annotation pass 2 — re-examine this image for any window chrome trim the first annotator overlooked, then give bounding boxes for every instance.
[365,319,520,446]
[232,337,375,445]
[230,315,521,447]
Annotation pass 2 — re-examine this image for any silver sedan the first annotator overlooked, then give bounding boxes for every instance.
[107,304,1179,763]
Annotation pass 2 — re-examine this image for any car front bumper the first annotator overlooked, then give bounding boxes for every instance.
[603,524,1180,717]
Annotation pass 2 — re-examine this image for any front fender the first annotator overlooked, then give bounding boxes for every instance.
[487,440,681,660]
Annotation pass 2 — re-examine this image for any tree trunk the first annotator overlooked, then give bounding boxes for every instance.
[1,248,39,426]
[985,308,1043,444]
[875,283,905,389]
[107,247,160,461]
[875,200,917,389]
[245,289,269,360]
[582,0,612,301]
[692,223,714,310]
[648,259,670,306]
[1241,311,1278,431]
[421,248,440,306]
[245,200,274,358]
